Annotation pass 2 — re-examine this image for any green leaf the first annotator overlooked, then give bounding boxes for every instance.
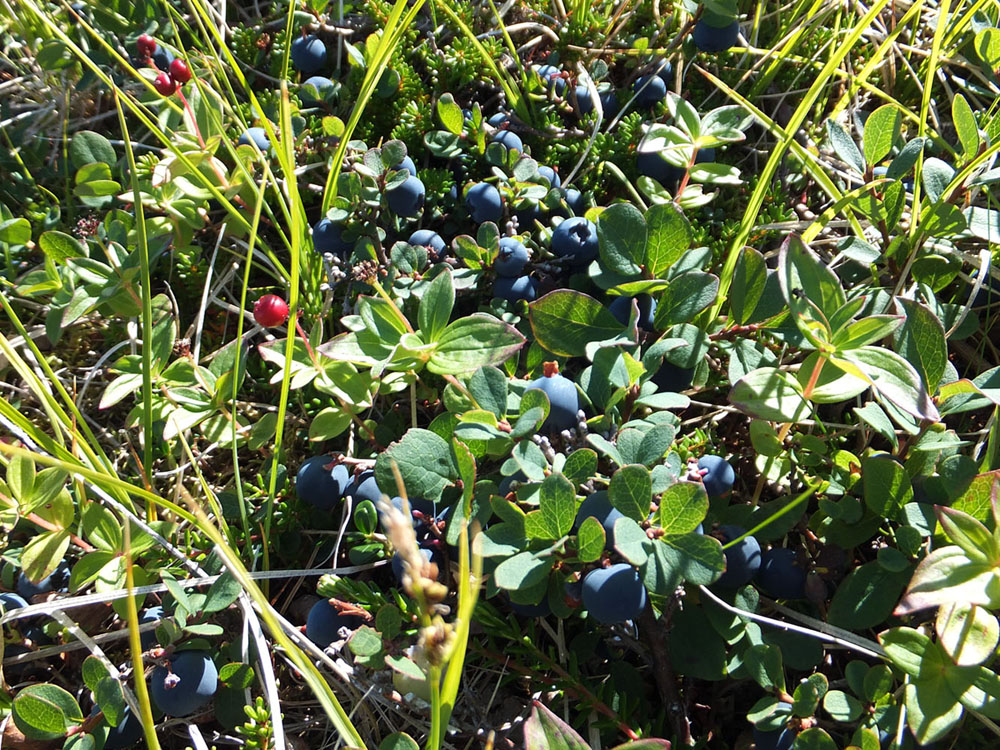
[730,247,768,324]
[936,506,999,564]
[613,516,653,565]
[7,453,35,504]
[893,298,947,392]
[880,627,935,677]
[94,676,125,728]
[778,234,845,329]
[203,573,241,614]
[576,516,606,562]
[25,467,68,514]
[380,732,420,750]
[828,561,911,630]
[644,202,692,277]
[436,93,465,136]
[0,218,31,245]
[826,119,865,173]
[862,455,912,520]
[730,367,810,422]
[309,406,352,442]
[937,603,1000,667]
[81,502,121,552]
[524,701,591,750]
[840,346,940,422]
[659,532,725,586]
[793,728,838,750]
[418,268,455,343]
[494,551,552,591]
[653,271,719,327]
[597,203,646,276]
[528,290,629,357]
[744,644,785,692]
[609,464,652,522]
[70,130,116,168]
[348,625,384,657]
[81,657,109,697]
[562,449,597,487]
[21,531,71,587]
[831,315,903,351]
[375,428,457,502]
[823,690,864,722]
[429,314,525,374]
[468,366,508,421]
[657,481,708,534]
[539,473,576,538]
[863,104,902,167]
[905,677,964,745]
[952,94,981,158]
[896,546,995,615]
[12,683,84,740]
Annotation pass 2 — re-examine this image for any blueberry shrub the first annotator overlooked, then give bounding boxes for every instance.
[0,0,999,749]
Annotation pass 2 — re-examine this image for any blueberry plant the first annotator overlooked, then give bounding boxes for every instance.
[1,0,1000,749]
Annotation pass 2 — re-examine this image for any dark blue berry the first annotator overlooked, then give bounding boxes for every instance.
[582,564,647,624]
[526,368,579,431]
[100,705,144,750]
[139,605,164,650]
[290,34,327,73]
[495,237,529,277]
[407,229,446,254]
[492,130,523,153]
[693,19,740,53]
[238,127,270,151]
[609,294,657,330]
[756,548,807,599]
[633,74,667,108]
[299,75,335,106]
[714,525,761,588]
[551,217,599,267]
[698,455,735,498]
[466,182,503,224]
[296,455,351,510]
[386,175,425,218]
[306,598,363,647]
[313,218,353,257]
[493,275,538,303]
[17,561,70,600]
[574,491,622,549]
[537,165,561,189]
[753,726,795,750]
[150,650,218,717]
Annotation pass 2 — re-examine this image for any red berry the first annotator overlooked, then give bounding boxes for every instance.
[137,34,157,58]
[253,295,290,328]
[169,58,191,84]
[153,73,177,97]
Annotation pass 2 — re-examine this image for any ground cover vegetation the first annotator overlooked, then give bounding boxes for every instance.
[1,1,1000,749]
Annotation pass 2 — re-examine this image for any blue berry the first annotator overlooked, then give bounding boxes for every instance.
[633,74,667,108]
[299,75,335,106]
[582,564,648,624]
[609,294,657,330]
[0,592,29,612]
[698,455,735,498]
[599,89,620,117]
[537,165,561,189]
[654,59,673,82]
[756,548,807,600]
[386,175,425,218]
[493,275,538,303]
[652,360,694,392]
[151,45,174,71]
[693,19,740,53]
[714,525,761,588]
[574,491,622,550]
[396,156,417,176]
[139,605,164,650]
[391,547,437,585]
[753,726,795,750]
[557,188,586,216]
[509,597,551,617]
[313,218,353,257]
[487,112,511,127]
[551,216,599,267]
[466,182,503,224]
[17,561,70,600]
[306,598,363,647]
[100,705,143,750]
[495,237,529,277]
[346,470,381,505]
[408,229,446,254]
[574,84,594,115]
[296,455,351,510]
[492,130,524,153]
[150,650,218,717]
[238,127,270,151]
[290,34,327,73]
[526,366,579,431]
